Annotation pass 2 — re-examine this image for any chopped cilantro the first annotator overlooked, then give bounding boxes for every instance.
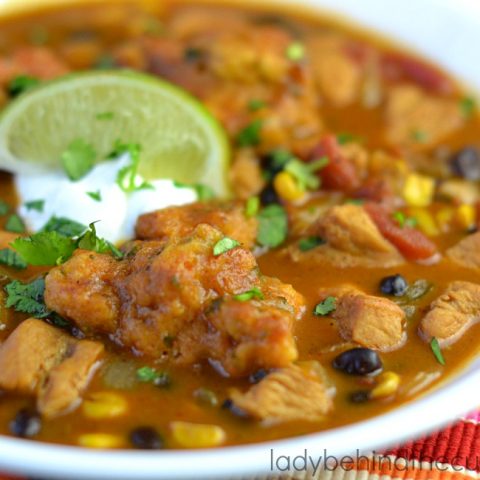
[460,96,476,118]
[298,236,325,252]
[237,120,263,147]
[41,216,87,237]
[213,237,240,256]
[285,156,328,191]
[430,337,445,366]
[5,214,26,233]
[24,199,45,213]
[95,54,116,69]
[256,204,288,248]
[245,196,260,218]
[248,99,266,112]
[4,278,50,318]
[136,366,171,387]
[233,287,264,302]
[0,249,27,269]
[193,184,215,201]
[11,231,76,266]
[286,41,305,61]
[314,296,337,316]
[337,132,364,145]
[96,112,115,121]
[77,222,124,259]
[61,139,96,181]
[0,200,10,216]
[7,75,40,97]
[393,211,417,228]
[87,190,102,202]
[412,129,428,143]
[345,198,365,205]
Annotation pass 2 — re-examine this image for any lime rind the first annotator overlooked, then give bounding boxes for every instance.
[0,71,231,197]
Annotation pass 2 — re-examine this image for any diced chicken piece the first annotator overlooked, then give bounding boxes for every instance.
[46,225,303,377]
[0,319,103,417]
[44,250,122,335]
[419,281,480,347]
[136,201,258,249]
[229,364,333,423]
[296,204,403,268]
[318,286,406,351]
[0,231,18,249]
[0,47,69,86]
[385,85,463,149]
[309,36,361,107]
[229,150,265,200]
[447,232,480,269]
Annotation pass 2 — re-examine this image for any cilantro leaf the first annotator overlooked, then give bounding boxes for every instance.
[5,214,26,233]
[0,248,27,269]
[337,132,364,145]
[25,199,45,213]
[7,75,40,97]
[233,287,264,302]
[256,204,288,248]
[0,200,9,216]
[314,296,337,316]
[41,216,87,237]
[87,190,102,202]
[96,111,115,121]
[213,237,240,256]
[459,96,476,118]
[430,337,445,366]
[284,157,328,191]
[286,42,305,61]
[5,278,50,318]
[61,139,96,181]
[77,222,123,259]
[11,231,76,266]
[245,196,260,218]
[136,366,171,387]
[298,236,325,252]
[237,120,263,147]
[248,99,266,112]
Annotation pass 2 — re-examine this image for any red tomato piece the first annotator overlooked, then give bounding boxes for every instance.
[365,203,438,261]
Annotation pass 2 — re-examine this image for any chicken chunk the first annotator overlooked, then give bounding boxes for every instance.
[419,281,480,347]
[0,319,104,417]
[319,286,406,351]
[294,204,403,268]
[385,85,463,150]
[446,232,480,269]
[44,250,122,335]
[136,201,258,249]
[229,364,333,423]
[45,224,304,377]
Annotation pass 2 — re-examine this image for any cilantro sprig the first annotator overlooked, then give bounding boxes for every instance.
[256,204,288,248]
[5,278,50,318]
[314,296,337,316]
[61,139,96,181]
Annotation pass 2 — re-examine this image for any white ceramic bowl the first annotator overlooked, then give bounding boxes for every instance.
[1,0,480,478]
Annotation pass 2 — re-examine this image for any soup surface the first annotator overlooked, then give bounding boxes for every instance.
[0,0,479,450]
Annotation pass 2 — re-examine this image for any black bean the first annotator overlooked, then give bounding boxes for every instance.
[130,427,164,450]
[9,409,41,438]
[333,348,383,376]
[380,274,408,297]
[249,369,269,384]
[260,184,280,206]
[450,147,480,180]
[350,390,370,404]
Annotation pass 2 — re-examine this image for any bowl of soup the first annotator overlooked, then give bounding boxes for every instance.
[0,0,479,478]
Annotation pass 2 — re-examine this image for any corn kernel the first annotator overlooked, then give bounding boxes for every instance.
[403,173,435,207]
[78,433,124,449]
[455,204,476,230]
[436,207,455,232]
[170,421,226,448]
[82,392,128,419]
[371,371,400,399]
[408,208,439,236]
[273,171,305,202]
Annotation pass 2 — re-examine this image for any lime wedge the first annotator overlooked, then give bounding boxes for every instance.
[0,71,231,196]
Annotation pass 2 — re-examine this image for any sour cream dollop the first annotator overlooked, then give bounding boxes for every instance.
[15,156,198,243]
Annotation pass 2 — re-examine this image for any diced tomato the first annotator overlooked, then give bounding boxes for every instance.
[365,203,438,261]
[381,51,454,95]
[311,135,360,192]
[354,178,394,204]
